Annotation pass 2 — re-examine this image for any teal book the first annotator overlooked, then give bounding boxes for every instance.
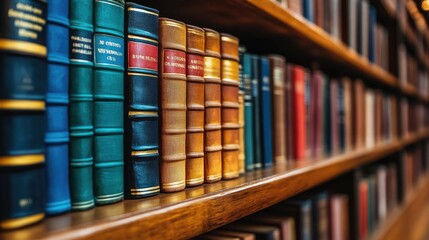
[0,0,47,229]
[242,53,254,171]
[69,0,95,210]
[93,0,125,205]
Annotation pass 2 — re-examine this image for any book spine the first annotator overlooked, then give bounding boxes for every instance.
[159,18,187,191]
[304,69,312,159]
[69,0,95,210]
[251,55,262,168]
[242,54,254,171]
[203,28,222,183]
[323,76,331,156]
[186,25,205,187]
[259,57,273,167]
[330,80,339,155]
[269,55,286,164]
[238,47,246,174]
[0,0,47,229]
[338,81,345,152]
[93,0,125,204]
[124,3,160,198]
[45,0,71,215]
[221,34,240,179]
[291,66,306,160]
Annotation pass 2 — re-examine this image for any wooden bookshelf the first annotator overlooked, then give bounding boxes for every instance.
[2,130,428,240]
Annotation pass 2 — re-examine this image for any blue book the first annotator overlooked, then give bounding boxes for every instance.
[45,0,71,215]
[242,53,254,171]
[251,55,262,169]
[302,0,314,22]
[368,5,376,63]
[93,0,125,205]
[259,57,273,167]
[278,199,313,240]
[124,3,160,198]
[69,0,95,211]
[0,0,47,229]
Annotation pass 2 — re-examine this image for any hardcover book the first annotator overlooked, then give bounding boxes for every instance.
[259,57,274,167]
[69,0,95,210]
[238,47,246,173]
[124,3,160,198]
[45,0,71,215]
[251,55,262,168]
[186,25,205,186]
[275,199,312,240]
[221,33,240,179]
[225,223,281,240]
[330,194,349,240]
[159,18,187,191]
[242,53,255,171]
[0,0,47,229]
[93,0,125,204]
[291,65,306,160]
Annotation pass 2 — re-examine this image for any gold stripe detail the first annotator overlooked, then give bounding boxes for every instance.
[131,149,159,156]
[186,177,204,185]
[162,180,185,187]
[0,155,44,166]
[0,39,46,56]
[0,100,45,110]
[128,72,157,77]
[128,34,158,43]
[130,188,159,195]
[128,111,158,116]
[206,174,222,181]
[161,20,186,30]
[221,35,238,44]
[187,28,204,36]
[130,186,160,192]
[0,213,44,229]
[127,7,159,16]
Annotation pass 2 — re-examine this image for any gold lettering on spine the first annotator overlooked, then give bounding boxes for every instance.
[8,2,45,40]
[204,57,220,78]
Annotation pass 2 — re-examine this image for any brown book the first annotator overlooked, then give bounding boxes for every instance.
[245,214,295,240]
[341,78,352,151]
[238,47,245,174]
[204,28,222,183]
[212,230,256,240]
[268,55,286,164]
[159,18,187,192]
[390,95,397,140]
[186,25,205,187]
[220,33,240,179]
[330,194,349,240]
[352,79,365,150]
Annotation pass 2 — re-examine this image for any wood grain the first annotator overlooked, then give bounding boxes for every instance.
[1,130,428,240]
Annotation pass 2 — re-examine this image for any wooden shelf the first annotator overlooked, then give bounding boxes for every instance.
[2,131,428,240]
[372,174,429,240]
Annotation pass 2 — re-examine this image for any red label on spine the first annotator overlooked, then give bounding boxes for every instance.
[187,54,204,77]
[128,41,158,71]
[163,49,186,75]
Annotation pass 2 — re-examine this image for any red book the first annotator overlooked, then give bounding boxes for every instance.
[359,180,368,240]
[291,65,306,160]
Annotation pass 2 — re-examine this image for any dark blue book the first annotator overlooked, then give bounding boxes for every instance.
[323,77,331,155]
[124,3,160,198]
[242,53,255,171]
[368,5,376,63]
[302,0,314,22]
[251,55,262,169]
[259,57,273,167]
[45,0,71,215]
[0,0,47,229]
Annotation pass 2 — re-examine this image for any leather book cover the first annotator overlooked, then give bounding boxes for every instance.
[365,90,374,149]
[338,80,345,153]
[186,25,205,186]
[330,79,339,155]
[323,76,331,156]
[159,18,187,191]
[291,65,306,160]
[93,0,125,204]
[0,0,47,229]
[359,179,369,240]
[124,3,160,198]
[251,55,262,168]
[268,55,286,164]
[45,0,71,215]
[242,53,255,171]
[329,194,349,240]
[203,28,222,183]
[259,57,274,167]
[341,78,352,152]
[304,69,312,159]
[352,79,365,150]
[285,64,293,161]
[221,33,240,179]
[238,47,246,174]
[244,213,295,240]
[311,71,323,159]
[69,0,95,210]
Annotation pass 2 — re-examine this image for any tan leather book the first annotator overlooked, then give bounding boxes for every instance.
[352,79,365,150]
[186,25,205,187]
[341,77,352,152]
[204,28,222,183]
[159,18,187,192]
[268,55,286,164]
[220,33,240,180]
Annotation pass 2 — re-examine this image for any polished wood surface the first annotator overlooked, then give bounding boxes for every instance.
[2,130,428,240]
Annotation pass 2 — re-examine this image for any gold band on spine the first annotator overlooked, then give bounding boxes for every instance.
[131,149,159,156]
[127,7,159,16]
[0,213,44,230]
[0,39,46,56]
[0,100,45,110]
[128,34,158,43]
[128,111,158,116]
[162,180,185,188]
[0,155,44,166]
[130,186,160,192]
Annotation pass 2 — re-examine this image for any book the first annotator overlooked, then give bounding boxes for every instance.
[159,18,187,191]
[93,0,125,204]
[358,0,369,59]
[302,0,314,22]
[352,79,365,150]
[323,76,331,156]
[285,65,293,161]
[358,178,368,239]
[268,55,286,164]
[365,89,374,149]
[251,55,262,168]
[341,78,352,151]
[221,33,240,179]
[0,0,47,229]
[311,192,329,240]
[311,71,324,159]
[45,0,71,215]
[329,194,349,240]
[245,213,295,240]
[124,3,160,198]
[291,65,306,160]
[204,28,222,183]
[211,229,256,240]
[259,57,273,167]
[69,0,95,210]
[242,53,255,171]
[330,79,339,155]
[276,199,312,240]
[225,223,281,240]
[368,5,376,63]
[338,80,345,152]
[377,166,387,221]
[186,25,205,187]
[304,69,312,159]
[238,46,246,174]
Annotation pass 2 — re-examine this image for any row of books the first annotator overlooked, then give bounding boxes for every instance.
[400,99,428,136]
[398,43,429,96]
[196,140,429,240]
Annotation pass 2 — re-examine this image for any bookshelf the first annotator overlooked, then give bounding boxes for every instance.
[2,0,429,239]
